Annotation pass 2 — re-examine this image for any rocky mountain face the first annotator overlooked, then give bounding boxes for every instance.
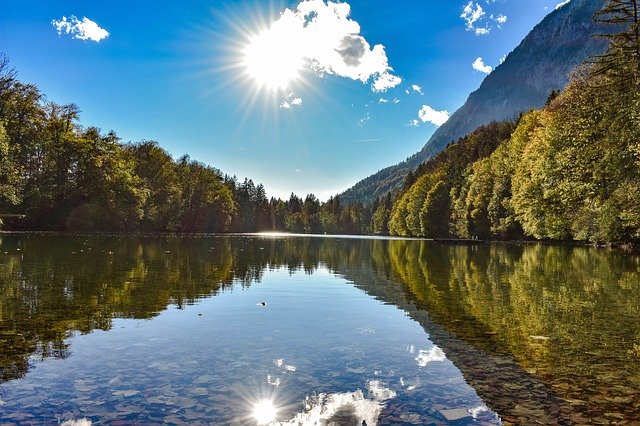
[340,0,608,204]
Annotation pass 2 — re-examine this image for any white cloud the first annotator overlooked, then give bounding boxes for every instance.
[555,0,571,9]
[472,57,492,74]
[372,73,402,92]
[418,105,450,126]
[379,98,389,103]
[248,1,401,92]
[393,97,400,104]
[461,2,485,30]
[358,112,371,126]
[499,54,507,64]
[461,2,507,36]
[52,16,109,42]
[411,84,423,95]
[409,119,420,127]
[281,97,303,109]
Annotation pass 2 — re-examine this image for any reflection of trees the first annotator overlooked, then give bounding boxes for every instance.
[383,241,640,422]
[0,236,247,382]
[1,236,639,421]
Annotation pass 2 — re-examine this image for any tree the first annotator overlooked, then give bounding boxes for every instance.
[0,121,20,208]
[127,141,182,231]
[595,0,640,77]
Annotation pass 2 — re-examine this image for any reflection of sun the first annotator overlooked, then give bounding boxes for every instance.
[242,20,304,91]
[253,399,278,424]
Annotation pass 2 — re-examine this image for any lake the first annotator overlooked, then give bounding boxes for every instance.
[0,234,638,425]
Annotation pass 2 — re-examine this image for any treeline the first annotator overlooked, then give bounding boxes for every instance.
[0,56,378,234]
[383,0,640,244]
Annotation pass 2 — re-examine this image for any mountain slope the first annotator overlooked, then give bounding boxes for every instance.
[340,0,607,204]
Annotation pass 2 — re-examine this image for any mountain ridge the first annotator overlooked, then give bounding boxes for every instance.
[340,0,608,204]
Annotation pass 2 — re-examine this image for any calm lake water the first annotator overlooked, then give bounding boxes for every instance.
[0,235,639,425]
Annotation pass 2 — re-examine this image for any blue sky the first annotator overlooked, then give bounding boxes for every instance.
[0,0,570,200]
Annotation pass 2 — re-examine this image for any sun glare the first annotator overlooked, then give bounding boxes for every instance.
[253,399,278,425]
[242,25,304,91]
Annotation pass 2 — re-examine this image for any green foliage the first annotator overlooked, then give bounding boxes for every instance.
[387,0,640,244]
[389,121,516,238]
[0,57,376,235]
[0,121,20,208]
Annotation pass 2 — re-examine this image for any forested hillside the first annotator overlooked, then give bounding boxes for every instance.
[384,0,640,244]
[340,0,608,205]
[0,56,374,234]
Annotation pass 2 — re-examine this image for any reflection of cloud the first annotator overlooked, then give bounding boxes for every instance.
[415,346,446,367]
[62,420,92,426]
[274,358,297,371]
[367,380,396,400]
[274,380,395,425]
[52,16,109,42]
[267,374,281,387]
[470,405,489,419]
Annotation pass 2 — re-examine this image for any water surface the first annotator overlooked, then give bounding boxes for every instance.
[0,235,638,424]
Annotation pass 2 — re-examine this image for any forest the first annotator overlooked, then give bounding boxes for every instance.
[0,55,375,234]
[384,0,640,244]
[1,0,638,243]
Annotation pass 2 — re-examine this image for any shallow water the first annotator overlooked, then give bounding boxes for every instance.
[0,235,638,424]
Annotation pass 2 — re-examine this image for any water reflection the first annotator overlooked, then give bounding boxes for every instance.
[0,235,639,423]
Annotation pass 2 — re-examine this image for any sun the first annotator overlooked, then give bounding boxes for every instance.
[242,22,304,91]
[252,399,278,425]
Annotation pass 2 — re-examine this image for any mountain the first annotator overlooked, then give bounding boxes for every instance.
[340,0,608,204]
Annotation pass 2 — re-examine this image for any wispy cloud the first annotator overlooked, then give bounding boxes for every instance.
[355,138,381,143]
[52,16,109,42]
[461,2,485,31]
[460,2,507,36]
[472,57,492,74]
[411,84,423,95]
[379,98,389,103]
[280,97,303,109]
[358,112,371,126]
[418,105,450,126]
[249,1,401,92]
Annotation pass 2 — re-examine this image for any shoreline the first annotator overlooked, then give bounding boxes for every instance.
[1,230,636,252]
